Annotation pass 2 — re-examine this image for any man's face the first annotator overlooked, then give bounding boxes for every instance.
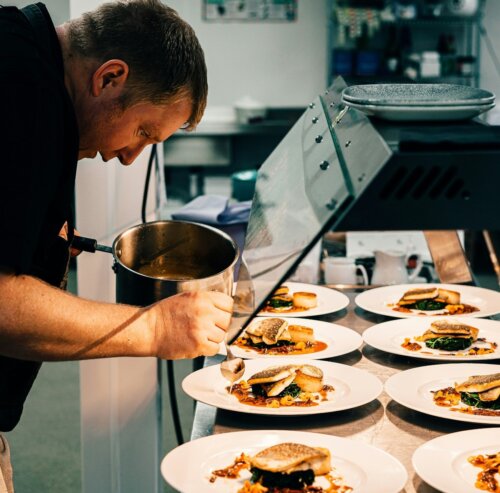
[77,97,192,164]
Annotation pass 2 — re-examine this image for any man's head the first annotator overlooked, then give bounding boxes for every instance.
[61,0,207,163]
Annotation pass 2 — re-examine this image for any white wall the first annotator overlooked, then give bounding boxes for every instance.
[168,0,329,107]
[7,0,69,24]
[22,0,329,106]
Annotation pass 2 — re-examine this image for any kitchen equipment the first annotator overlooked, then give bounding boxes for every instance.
[342,83,495,107]
[71,235,112,254]
[421,0,445,17]
[324,256,368,285]
[226,76,500,346]
[231,169,257,201]
[371,250,423,285]
[219,343,245,389]
[341,83,496,121]
[234,96,267,124]
[446,0,479,16]
[393,1,418,19]
[343,100,494,121]
[74,220,238,306]
[74,220,243,385]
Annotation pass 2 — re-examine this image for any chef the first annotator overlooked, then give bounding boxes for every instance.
[0,1,233,491]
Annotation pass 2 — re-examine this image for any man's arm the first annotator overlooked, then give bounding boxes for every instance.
[0,271,233,361]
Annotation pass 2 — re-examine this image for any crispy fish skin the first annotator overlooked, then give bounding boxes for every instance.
[430,320,478,335]
[418,329,475,342]
[246,318,287,338]
[401,287,439,301]
[247,365,298,385]
[429,320,479,340]
[250,443,330,475]
[262,320,289,345]
[455,373,500,393]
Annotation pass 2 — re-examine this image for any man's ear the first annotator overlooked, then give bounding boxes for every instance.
[91,59,129,97]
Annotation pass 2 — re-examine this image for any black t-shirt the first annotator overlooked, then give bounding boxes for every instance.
[0,3,79,431]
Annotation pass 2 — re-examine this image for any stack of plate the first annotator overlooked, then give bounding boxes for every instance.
[341,83,495,121]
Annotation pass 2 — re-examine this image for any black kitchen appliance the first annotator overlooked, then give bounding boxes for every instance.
[228,76,500,343]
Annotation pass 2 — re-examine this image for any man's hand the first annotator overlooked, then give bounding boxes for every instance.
[58,222,82,257]
[149,291,234,360]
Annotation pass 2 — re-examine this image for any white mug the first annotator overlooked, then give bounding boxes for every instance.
[324,257,368,285]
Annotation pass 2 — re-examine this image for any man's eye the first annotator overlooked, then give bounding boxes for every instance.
[139,129,149,138]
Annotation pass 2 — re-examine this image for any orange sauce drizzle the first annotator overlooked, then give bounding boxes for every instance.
[211,455,353,493]
[229,383,334,409]
[234,339,328,356]
[209,453,250,482]
[469,452,500,492]
[392,303,479,316]
[401,338,422,352]
[432,387,500,416]
[401,338,496,356]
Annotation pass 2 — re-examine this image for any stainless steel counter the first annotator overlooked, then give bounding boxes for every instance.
[171,108,303,137]
[170,119,298,137]
[190,290,500,493]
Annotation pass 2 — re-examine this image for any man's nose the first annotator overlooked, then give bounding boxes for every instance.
[119,143,148,166]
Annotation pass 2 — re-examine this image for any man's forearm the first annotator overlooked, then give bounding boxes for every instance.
[0,272,154,361]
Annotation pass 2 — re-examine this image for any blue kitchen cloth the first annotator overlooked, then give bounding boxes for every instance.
[171,195,251,225]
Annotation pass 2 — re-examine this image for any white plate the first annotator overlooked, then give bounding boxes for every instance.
[355,284,500,319]
[258,282,349,317]
[385,363,500,425]
[413,428,500,493]
[182,358,382,416]
[342,83,495,107]
[221,317,362,360]
[363,317,500,361]
[343,100,494,121]
[161,429,408,493]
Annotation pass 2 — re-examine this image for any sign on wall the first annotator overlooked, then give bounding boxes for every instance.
[203,0,297,21]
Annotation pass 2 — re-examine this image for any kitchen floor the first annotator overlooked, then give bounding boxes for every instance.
[5,175,232,493]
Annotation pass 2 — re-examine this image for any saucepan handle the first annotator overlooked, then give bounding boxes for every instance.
[72,235,113,254]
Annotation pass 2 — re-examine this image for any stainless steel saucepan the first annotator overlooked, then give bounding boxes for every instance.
[72,220,239,306]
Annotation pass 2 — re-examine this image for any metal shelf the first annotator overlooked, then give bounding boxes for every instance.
[328,0,484,88]
[381,16,481,26]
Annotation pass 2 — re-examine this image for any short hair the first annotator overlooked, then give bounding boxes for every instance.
[66,0,207,130]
